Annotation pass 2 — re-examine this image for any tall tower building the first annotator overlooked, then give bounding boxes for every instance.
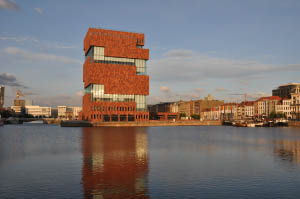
[0,86,4,108]
[81,28,149,122]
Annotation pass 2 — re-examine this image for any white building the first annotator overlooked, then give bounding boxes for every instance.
[57,106,82,120]
[11,106,22,113]
[0,86,4,108]
[276,98,292,119]
[291,87,300,120]
[58,106,67,119]
[201,103,238,121]
[254,96,281,118]
[69,106,82,119]
[25,105,51,117]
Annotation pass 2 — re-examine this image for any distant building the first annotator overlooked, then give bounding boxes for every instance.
[181,95,224,118]
[171,96,226,121]
[148,102,179,120]
[11,106,22,114]
[200,103,239,121]
[291,87,300,120]
[25,105,51,117]
[244,101,255,118]
[58,106,67,119]
[148,102,173,113]
[197,95,224,115]
[236,101,255,120]
[0,86,4,108]
[272,83,300,98]
[148,94,224,120]
[13,99,25,107]
[254,96,282,118]
[57,106,82,120]
[219,103,238,121]
[178,101,192,117]
[51,108,58,118]
[275,97,292,119]
[69,106,82,120]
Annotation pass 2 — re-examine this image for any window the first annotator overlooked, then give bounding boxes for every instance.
[94,46,105,61]
[135,95,146,111]
[135,59,146,74]
[87,46,147,74]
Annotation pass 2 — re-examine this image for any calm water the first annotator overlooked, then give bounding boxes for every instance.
[1,125,300,198]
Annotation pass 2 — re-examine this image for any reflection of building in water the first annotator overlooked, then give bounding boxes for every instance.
[81,127,149,199]
[274,140,300,166]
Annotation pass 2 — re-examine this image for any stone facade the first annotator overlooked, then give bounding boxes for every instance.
[0,86,4,108]
[254,96,281,118]
[81,29,149,122]
[291,87,300,120]
[272,83,300,98]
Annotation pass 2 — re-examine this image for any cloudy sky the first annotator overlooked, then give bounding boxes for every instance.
[0,0,300,107]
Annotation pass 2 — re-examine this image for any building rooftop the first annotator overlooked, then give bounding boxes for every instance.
[277,83,300,87]
[256,96,282,102]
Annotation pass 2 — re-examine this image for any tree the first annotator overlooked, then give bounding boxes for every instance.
[191,114,200,120]
[269,112,286,119]
[0,108,15,118]
[180,113,186,118]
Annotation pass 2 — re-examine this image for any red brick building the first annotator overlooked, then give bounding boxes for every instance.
[80,28,149,122]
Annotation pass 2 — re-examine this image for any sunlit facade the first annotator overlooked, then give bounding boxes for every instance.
[0,86,4,108]
[80,28,149,122]
[25,105,51,117]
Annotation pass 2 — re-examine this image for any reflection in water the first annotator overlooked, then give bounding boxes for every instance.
[81,127,149,199]
[274,139,300,166]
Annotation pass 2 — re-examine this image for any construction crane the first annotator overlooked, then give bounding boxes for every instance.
[15,90,25,106]
[229,93,247,103]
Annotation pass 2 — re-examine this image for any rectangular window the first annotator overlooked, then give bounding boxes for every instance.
[135,59,146,74]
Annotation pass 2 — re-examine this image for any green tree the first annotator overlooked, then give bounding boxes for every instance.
[191,114,200,120]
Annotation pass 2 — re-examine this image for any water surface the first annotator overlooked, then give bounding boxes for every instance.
[0,124,300,198]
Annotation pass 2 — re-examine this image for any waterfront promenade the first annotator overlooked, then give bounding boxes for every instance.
[92,120,222,127]
[59,120,222,127]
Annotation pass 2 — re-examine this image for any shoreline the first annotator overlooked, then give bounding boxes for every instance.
[60,120,222,127]
[92,120,222,127]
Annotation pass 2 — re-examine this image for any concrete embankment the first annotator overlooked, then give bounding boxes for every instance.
[288,121,300,127]
[43,118,61,124]
[92,120,222,127]
[60,120,222,127]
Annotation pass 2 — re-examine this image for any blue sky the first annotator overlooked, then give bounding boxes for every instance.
[0,0,300,106]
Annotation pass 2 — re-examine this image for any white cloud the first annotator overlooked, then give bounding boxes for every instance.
[148,49,300,83]
[31,93,82,107]
[148,86,205,105]
[34,7,42,15]
[3,47,82,65]
[215,88,228,92]
[0,0,19,10]
[0,35,76,49]
[76,90,84,97]
[194,88,203,92]
[53,42,76,49]
[160,86,170,93]
[163,49,195,58]
[0,36,39,43]
[247,92,270,101]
